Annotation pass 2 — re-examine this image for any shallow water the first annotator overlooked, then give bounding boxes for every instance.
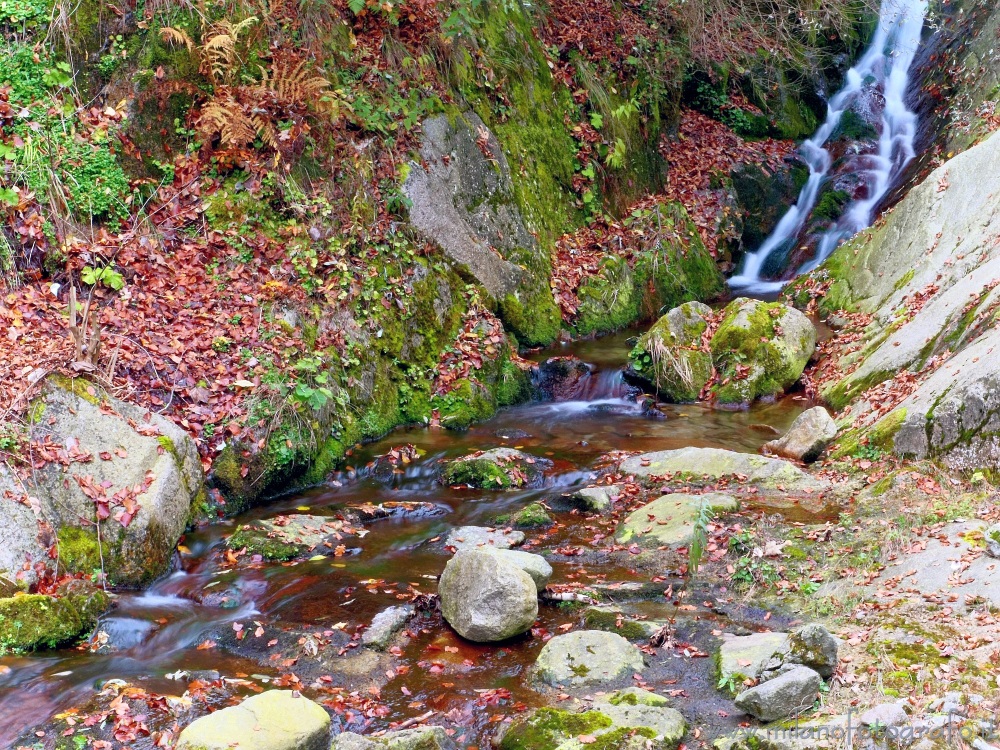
[0,329,814,746]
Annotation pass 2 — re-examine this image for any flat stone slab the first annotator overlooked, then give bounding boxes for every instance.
[619,447,827,494]
[718,631,790,686]
[618,492,738,546]
[176,690,330,750]
[534,630,645,688]
[227,513,363,560]
[445,526,525,552]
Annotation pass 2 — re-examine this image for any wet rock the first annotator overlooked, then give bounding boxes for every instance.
[362,605,415,651]
[332,726,457,749]
[617,492,738,547]
[628,301,714,403]
[534,630,645,688]
[570,485,621,512]
[445,526,524,552]
[0,580,110,654]
[709,298,816,405]
[534,356,594,400]
[733,666,822,722]
[481,548,552,588]
[439,448,551,490]
[438,549,538,642]
[226,513,362,561]
[718,631,791,688]
[764,407,838,463]
[176,690,330,750]
[498,692,684,750]
[620,447,826,493]
[860,702,908,727]
[0,376,206,588]
[348,501,445,523]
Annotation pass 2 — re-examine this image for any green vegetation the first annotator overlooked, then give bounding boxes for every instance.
[0,585,110,654]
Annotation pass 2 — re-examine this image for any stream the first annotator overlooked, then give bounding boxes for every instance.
[0,331,818,747]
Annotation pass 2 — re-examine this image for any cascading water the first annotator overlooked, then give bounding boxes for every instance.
[729,0,928,294]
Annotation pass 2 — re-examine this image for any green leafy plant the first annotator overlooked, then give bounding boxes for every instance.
[687,501,717,573]
[80,265,125,291]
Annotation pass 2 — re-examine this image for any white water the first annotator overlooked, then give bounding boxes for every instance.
[729,0,927,294]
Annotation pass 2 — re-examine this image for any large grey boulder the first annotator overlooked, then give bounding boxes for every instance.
[0,376,205,588]
[438,549,538,642]
[718,625,839,689]
[628,301,714,402]
[332,727,457,749]
[444,526,524,552]
[534,630,645,688]
[764,407,838,463]
[709,298,816,406]
[176,690,330,750]
[734,666,822,721]
[481,548,553,588]
[402,112,559,345]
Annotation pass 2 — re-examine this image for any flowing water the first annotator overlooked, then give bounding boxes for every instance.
[0,331,823,747]
[729,0,928,294]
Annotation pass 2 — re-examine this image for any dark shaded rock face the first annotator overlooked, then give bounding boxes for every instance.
[533,356,593,401]
[730,159,808,255]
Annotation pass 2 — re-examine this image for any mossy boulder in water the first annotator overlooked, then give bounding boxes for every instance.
[176,690,330,750]
[0,580,110,654]
[708,298,816,405]
[628,302,714,402]
[440,448,551,489]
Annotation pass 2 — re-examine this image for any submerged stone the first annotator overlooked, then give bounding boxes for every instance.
[534,630,645,688]
[175,690,330,750]
[617,492,738,547]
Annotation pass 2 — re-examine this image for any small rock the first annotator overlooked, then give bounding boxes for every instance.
[438,549,538,642]
[718,631,790,687]
[534,630,645,688]
[734,666,822,722]
[362,605,415,651]
[764,407,838,463]
[502,502,552,528]
[445,526,525,552]
[176,690,330,750]
[860,702,908,728]
[481,548,553,588]
[533,356,594,401]
[332,727,457,749]
[570,485,621,512]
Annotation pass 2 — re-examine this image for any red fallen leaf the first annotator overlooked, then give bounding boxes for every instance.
[196,640,216,650]
[578,735,597,744]
[100,451,112,460]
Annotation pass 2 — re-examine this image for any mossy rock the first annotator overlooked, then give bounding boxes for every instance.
[709,298,817,405]
[628,301,714,402]
[0,581,110,654]
[440,448,550,489]
[497,502,553,528]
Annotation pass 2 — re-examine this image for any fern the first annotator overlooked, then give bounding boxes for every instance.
[348,0,365,13]
[688,500,716,574]
[159,26,194,51]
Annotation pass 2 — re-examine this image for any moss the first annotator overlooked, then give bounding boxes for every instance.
[868,408,907,451]
[583,608,652,641]
[499,708,614,750]
[56,526,108,576]
[607,688,669,707]
[47,373,105,407]
[431,378,496,431]
[499,288,562,348]
[508,502,552,528]
[0,585,110,654]
[812,189,850,223]
[441,457,515,489]
[495,359,533,407]
[832,109,878,141]
[226,525,303,561]
[589,726,658,750]
[575,256,640,336]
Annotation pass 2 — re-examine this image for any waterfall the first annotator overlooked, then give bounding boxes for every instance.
[729,0,928,294]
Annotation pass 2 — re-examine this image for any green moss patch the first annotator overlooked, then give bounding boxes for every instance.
[0,585,110,654]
